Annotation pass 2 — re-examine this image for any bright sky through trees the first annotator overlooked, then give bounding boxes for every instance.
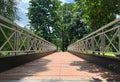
[16,0,74,27]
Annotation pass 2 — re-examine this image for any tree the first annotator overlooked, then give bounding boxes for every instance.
[68,0,87,43]
[28,0,87,51]
[74,0,120,53]
[68,12,87,44]
[59,3,87,51]
[28,0,61,42]
[0,0,19,21]
[59,3,74,51]
[80,0,120,31]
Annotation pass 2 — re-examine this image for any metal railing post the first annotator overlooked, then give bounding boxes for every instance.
[14,27,18,55]
[26,35,30,54]
[82,41,85,52]
[78,42,80,52]
[100,33,105,55]
[91,37,95,54]
[85,40,88,53]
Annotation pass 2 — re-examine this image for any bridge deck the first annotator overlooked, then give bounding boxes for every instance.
[0,52,120,81]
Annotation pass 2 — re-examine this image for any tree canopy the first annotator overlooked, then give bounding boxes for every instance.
[28,0,87,51]
[28,0,61,42]
[28,0,120,51]
[80,0,120,31]
[0,0,19,21]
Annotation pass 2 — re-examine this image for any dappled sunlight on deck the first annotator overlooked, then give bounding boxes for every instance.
[0,52,120,81]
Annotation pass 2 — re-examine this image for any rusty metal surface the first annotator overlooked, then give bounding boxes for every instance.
[0,52,120,81]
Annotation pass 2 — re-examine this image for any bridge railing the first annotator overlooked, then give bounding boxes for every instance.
[0,15,57,56]
[68,18,120,57]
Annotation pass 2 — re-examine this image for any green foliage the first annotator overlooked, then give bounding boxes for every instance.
[80,0,120,31]
[28,0,120,52]
[1,0,120,53]
[68,12,87,44]
[60,3,75,51]
[59,3,87,51]
[28,0,61,42]
[75,0,120,54]
[0,0,19,21]
[28,1,87,51]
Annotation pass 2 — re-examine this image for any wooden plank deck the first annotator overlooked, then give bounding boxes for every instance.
[0,52,120,81]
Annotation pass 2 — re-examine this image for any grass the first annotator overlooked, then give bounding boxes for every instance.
[105,53,116,57]
[0,52,28,57]
[87,51,117,57]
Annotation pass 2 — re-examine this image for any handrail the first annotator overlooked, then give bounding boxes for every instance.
[80,18,120,41]
[68,18,120,57]
[0,15,57,56]
[0,15,55,46]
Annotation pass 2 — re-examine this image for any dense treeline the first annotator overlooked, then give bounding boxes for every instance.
[28,0,120,51]
[80,0,120,32]
[28,0,87,51]
[0,0,19,21]
[0,0,120,52]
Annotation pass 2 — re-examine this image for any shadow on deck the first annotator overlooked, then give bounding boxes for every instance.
[0,52,120,81]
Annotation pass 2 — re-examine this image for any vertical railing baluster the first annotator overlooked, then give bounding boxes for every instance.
[26,35,30,54]
[85,40,88,53]
[41,41,43,52]
[100,33,105,55]
[82,41,85,52]
[83,41,86,52]
[14,27,18,55]
[91,37,95,54]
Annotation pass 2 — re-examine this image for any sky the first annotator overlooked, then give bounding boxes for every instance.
[16,0,74,27]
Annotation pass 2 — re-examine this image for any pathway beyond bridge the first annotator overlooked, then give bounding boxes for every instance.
[0,52,120,81]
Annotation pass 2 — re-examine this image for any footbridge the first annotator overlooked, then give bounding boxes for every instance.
[0,15,120,81]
